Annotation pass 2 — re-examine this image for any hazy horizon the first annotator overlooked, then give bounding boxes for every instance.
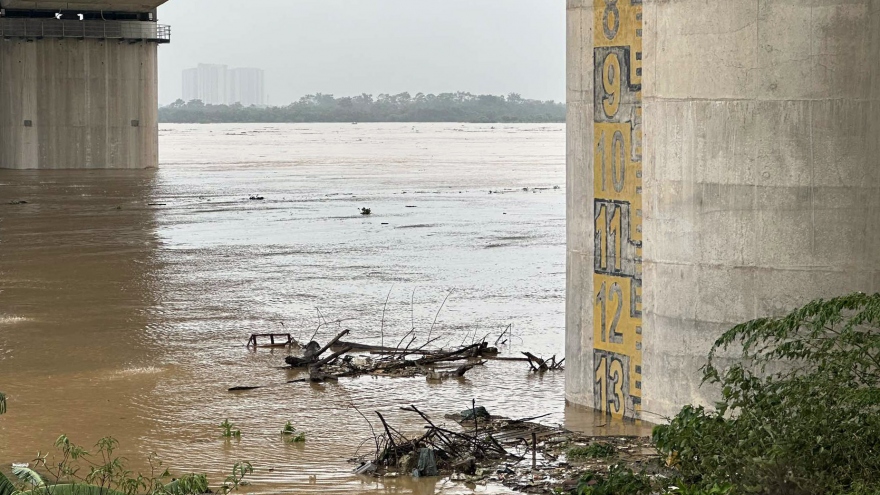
[156,0,565,106]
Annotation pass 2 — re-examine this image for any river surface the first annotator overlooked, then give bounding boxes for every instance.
[0,123,648,494]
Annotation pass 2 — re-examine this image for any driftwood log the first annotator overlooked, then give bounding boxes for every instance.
[232,327,554,390]
[285,329,350,368]
[522,352,564,372]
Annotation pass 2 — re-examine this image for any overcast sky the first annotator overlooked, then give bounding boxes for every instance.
[156,0,565,106]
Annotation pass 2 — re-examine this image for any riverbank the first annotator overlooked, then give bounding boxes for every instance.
[159,93,565,124]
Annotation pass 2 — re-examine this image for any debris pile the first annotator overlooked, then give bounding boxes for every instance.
[351,406,660,494]
[353,404,511,479]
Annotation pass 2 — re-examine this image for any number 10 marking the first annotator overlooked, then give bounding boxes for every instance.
[598,130,626,193]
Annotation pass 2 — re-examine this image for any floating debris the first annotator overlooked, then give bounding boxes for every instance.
[246,333,295,349]
[352,406,659,494]
[522,352,565,373]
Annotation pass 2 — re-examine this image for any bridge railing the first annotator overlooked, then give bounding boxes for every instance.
[0,19,171,43]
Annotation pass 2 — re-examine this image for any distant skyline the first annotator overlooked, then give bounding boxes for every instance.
[182,64,266,106]
[156,0,565,106]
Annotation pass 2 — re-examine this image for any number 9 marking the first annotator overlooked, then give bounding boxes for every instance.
[602,53,621,118]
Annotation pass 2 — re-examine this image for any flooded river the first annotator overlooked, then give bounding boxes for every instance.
[0,123,647,493]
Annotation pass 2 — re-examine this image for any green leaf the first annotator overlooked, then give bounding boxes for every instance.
[12,466,44,487]
[16,484,126,495]
[0,471,17,495]
[165,474,209,495]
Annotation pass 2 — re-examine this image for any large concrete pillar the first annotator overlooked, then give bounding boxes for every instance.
[567,0,880,420]
[0,4,169,169]
[567,0,645,419]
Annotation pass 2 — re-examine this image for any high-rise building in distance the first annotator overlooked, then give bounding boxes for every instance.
[182,64,228,105]
[227,68,266,107]
[181,64,266,107]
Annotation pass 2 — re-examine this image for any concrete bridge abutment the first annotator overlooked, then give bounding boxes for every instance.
[0,1,169,169]
[566,0,880,421]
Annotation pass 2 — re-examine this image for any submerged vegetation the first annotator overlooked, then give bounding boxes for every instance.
[219,419,241,438]
[159,92,565,124]
[281,421,306,443]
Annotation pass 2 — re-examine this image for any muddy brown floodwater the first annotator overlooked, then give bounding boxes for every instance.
[0,123,650,494]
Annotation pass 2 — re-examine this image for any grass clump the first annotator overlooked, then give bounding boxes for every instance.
[567,442,617,460]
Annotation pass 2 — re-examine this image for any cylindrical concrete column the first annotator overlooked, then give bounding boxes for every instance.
[641,0,880,419]
[0,39,159,169]
[567,0,880,421]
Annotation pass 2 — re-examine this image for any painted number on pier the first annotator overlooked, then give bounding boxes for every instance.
[591,0,643,419]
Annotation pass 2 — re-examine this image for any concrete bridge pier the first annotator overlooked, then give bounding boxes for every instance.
[0,1,170,169]
[566,0,880,420]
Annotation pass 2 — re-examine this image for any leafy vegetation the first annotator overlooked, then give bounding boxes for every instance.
[11,466,44,488]
[575,465,652,495]
[219,462,253,494]
[668,483,734,495]
[567,443,617,460]
[0,435,241,495]
[219,419,240,438]
[0,472,15,495]
[653,292,880,495]
[159,92,565,124]
[281,421,306,443]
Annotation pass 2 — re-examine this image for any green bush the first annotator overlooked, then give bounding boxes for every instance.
[668,483,734,495]
[653,293,880,495]
[575,465,652,495]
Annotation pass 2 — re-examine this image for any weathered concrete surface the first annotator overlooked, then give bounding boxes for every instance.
[0,0,168,12]
[0,39,159,169]
[565,0,595,412]
[567,0,880,421]
[641,0,880,420]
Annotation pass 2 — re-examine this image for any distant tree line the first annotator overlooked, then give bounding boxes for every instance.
[159,92,566,124]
